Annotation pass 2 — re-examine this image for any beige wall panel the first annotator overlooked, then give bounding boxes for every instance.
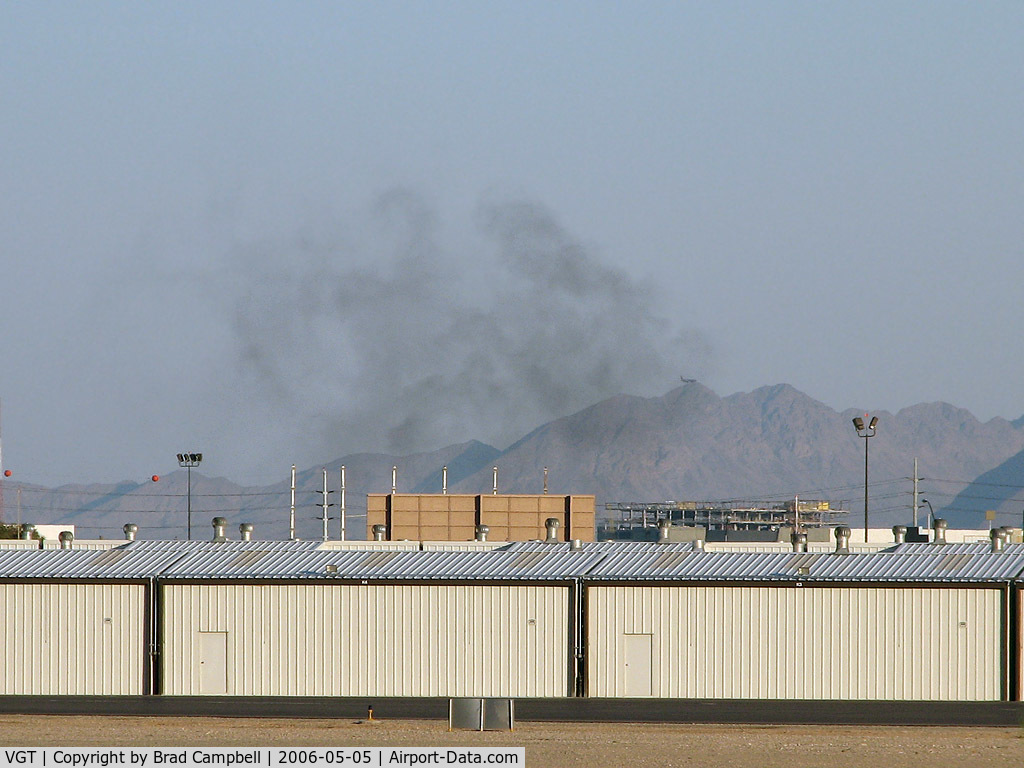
[569,496,596,514]
[587,585,1002,701]
[162,584,569,698]
[391,495,420,512]
[366,495,387,513]
[418,496,449,513]
[485,526,509,541]
[419,511,448,527]
[390,526,419,540]
[509,497,541,513]
[0,583,145,695]
[479,496,511,513]
[449,495,478,513]
[449,526,476,541]
[539,497,567,514]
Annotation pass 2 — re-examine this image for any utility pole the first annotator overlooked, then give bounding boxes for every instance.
[289,464,297,541]
[339,465,346,542]
[912,458,919,528]
[319,467,333,541]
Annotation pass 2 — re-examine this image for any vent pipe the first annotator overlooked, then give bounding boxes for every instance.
[692,537,705,552]
[372,524,387,542]
[492,466,498,495]
[892,525,907,544]
[58,530,74,550]
[990,527,1004,553]
[123,523,138,542]
[442,466,448,494]
[20,524,35,541]
[391,466,397,494]
[239,523,254,542]
[545,517,560,543]
[570,538,583,551]
[790,531,807,553]
[834,526,851,554]
[212,517,228,543]
[475,524,489,542]
[543,467,548,495]
[932,518,948,545]
[657,519,671,543]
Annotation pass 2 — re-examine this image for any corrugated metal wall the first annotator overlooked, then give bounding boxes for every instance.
[0,583,145,695]
[587,585,1003,700]
[161,583,569,697]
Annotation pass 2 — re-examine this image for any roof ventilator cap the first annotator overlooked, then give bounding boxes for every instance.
[212,517,228,543]
[475,524,489,542]
[791,532,808,553]
[58,531,74,550]
[692,537,705,552]
[932,518,948,545]
[570,538,583,551]
[991,527,1004,553]
[123,523,138,541]
[892,525,907,544]
[657,518,671,543]
[20,524,35,541]
[372,524,387,542]
[545,518,561,543]
[834,526,851,554]
[239,523,254,542]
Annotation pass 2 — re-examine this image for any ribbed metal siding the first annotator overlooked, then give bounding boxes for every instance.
[587,585,1002,700]
[162,583,568,697]
[0,583,145,694]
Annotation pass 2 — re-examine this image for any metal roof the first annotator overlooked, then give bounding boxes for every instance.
[1,540,1023,582]
[0,547,187,579]
[586,549,1024,582]
[160,547,602,580]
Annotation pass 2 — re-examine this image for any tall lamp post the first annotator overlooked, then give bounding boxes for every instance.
[852,415,878,543]
[177,453,202,540]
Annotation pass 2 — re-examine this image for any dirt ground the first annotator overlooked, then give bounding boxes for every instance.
[0,715,1022,768]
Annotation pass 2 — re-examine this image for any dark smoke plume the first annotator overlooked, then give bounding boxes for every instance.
[231,192,705,463]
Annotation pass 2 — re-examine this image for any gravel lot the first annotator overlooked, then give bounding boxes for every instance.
[0,715,1021,768]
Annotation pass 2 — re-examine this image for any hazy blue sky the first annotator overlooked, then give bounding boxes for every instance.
[2,2,1022,487]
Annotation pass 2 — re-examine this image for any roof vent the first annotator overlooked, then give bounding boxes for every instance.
[239,523,254,542]
[657,519,671,543]
[790,532,808,553]
[932,518,948,545]
[834,526,851,554]
[475,524,489,542]
[692,538,705,552]
[123,523,138,541]
[892,525,907,544]
[544,518,561,543]
[58,531,74,550]
[991,527,1005,553]
[212,517,228,543]
[372,524,387,542]
[20,524,35,541]
[570,538,583,551]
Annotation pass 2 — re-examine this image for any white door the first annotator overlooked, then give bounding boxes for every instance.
[198,631,228,694]
[623,633,653,697]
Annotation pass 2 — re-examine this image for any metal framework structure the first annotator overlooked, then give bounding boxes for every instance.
[603,500,849,538]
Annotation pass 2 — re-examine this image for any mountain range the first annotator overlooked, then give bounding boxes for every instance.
[4,383,1023,539]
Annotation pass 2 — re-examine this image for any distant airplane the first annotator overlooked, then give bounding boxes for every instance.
[680,377,696,384]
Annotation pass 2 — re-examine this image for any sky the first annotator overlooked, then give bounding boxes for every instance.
[1,2,1022,488]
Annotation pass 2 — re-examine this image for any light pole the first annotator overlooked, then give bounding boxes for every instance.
[177,453,202,540]
[852,415,878,543]
[920,498,935,530]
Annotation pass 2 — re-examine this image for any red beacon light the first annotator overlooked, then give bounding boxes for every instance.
[3,470,11,477]
[151,475,160,482]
